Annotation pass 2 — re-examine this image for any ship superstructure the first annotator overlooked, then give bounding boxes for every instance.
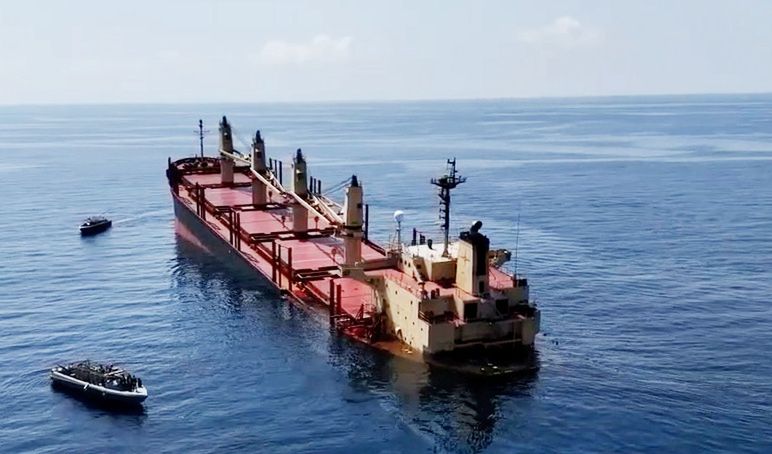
[167,117,540,374]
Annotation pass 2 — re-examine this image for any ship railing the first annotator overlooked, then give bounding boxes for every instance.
[418,310,456,324]
[488,280,529,292]
[295,267,338,282]
[384,273,422,298]
[310,195,345,226]
[338,302,377,323]
[365,239,387,255]
[174,157,221,175]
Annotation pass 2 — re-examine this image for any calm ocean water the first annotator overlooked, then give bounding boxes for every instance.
[1,95,771,453]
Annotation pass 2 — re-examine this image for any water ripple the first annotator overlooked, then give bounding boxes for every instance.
[1,96,771,453]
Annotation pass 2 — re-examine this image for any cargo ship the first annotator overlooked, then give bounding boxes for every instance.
[166,117,540,375]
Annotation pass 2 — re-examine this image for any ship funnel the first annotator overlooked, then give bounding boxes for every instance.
[456,224,490,296]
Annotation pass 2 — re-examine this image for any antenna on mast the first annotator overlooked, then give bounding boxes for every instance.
[514,210,520,278]
[393,210,405,252]
[431,158,466,257]
[196,119,210,158]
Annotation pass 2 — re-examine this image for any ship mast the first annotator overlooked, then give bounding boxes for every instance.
[431,158,466,257]
[197,119,208,158]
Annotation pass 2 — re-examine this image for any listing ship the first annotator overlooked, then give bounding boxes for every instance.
[166,117,540,374]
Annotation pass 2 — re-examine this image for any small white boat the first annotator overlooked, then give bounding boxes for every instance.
[50,361,147,405]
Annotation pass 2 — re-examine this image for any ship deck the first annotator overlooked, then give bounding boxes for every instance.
[175,169,386,322]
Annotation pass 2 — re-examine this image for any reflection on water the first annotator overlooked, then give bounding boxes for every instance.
[419,368,538,452]
[173,223,279,296]
[329,337,539,453]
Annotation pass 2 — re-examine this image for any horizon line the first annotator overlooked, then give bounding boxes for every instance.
[1,90,771,108]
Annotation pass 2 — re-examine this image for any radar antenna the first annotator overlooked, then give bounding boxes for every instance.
[430,158,466,257]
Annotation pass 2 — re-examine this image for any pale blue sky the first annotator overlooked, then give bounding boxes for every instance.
[1,0,771,104]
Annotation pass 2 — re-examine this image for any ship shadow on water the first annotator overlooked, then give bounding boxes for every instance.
[172,221,282,306]
[328,336,540,453]
[172,219,339,325]
[170,225,328,342]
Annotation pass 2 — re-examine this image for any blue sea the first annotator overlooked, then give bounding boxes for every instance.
[1,95,771,453]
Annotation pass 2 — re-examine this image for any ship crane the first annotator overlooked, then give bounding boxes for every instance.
[221,142,345,227]
[215,117,345,228]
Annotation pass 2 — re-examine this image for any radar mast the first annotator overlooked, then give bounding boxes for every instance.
[430,158,466,257]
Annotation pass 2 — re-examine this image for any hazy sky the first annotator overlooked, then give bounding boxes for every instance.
[2,0,771,104]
